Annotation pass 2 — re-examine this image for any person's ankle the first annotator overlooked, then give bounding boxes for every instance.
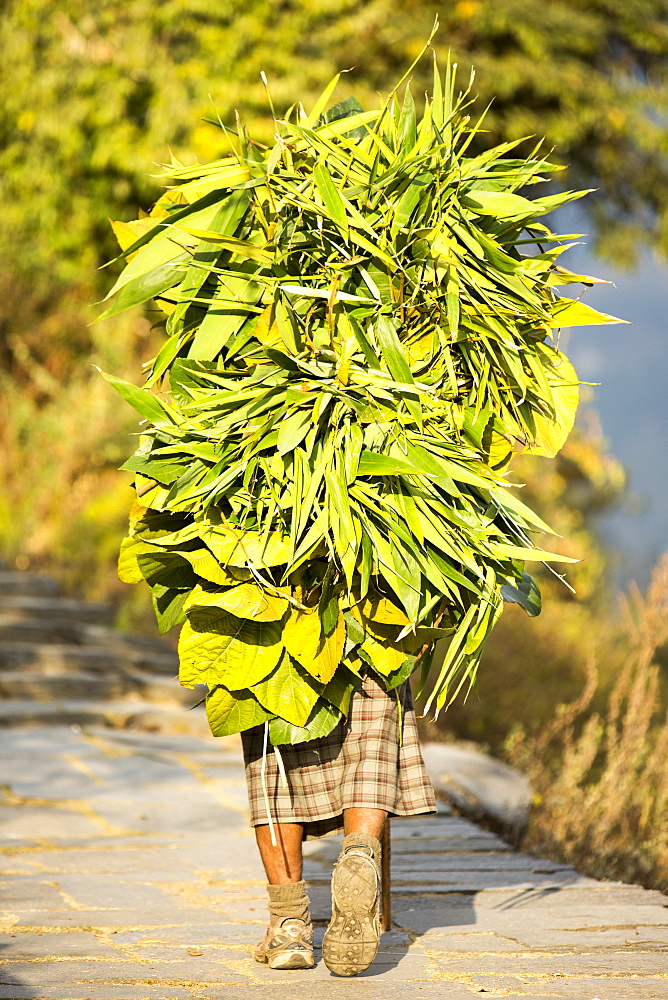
[266,879,311,924]
[341,832,382,864]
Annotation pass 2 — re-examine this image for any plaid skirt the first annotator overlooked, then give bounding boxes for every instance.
[241,672,436,838]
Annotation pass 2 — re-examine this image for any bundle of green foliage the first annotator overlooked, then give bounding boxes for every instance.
[102,56,623,745]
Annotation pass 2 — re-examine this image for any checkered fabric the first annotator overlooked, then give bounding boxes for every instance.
[241,672,437,838]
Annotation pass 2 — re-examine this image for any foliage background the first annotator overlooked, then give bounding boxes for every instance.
[0,0,666,884]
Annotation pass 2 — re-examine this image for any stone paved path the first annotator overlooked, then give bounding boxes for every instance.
[1,725,666,1000]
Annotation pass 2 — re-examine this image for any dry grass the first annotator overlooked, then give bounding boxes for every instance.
[506,554,668,891]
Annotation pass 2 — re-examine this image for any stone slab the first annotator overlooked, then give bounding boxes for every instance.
[0,958,248,985]
[0,989,194,1000]
[0,930,119,959]
[1,723,666,1000]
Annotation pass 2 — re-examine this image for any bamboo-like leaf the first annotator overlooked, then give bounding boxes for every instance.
[97,261,188,321]
[501,572,542,617]
[462,189,537,219]
[277,409,311,456]
[526,347,579,457]
[552,298,629,327]
[313,161,349,237]
[99,371,174,426]
[175,228,273,265]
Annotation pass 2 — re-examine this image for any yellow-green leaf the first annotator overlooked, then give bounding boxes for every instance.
[199,522,291,569]
[313,161,349,237]
[206,685,272,738]
[462,189,536,219]
[488,543,579,563]
[251,654,320,726]
[282,606,345,684]
[118,535,154,584]
[185,582,288,622]
[175,228,273,265]
[180,547,252,585]
[178,611,284,689]
[526,347,579,458]
[551,298,629,327]
[359,629,413,676]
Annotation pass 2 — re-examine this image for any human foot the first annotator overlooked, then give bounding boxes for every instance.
[254,916,315,970]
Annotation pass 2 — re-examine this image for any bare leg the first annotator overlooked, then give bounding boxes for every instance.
[255,823,304,884]
[343,807,387,838]
[255,807,386,884]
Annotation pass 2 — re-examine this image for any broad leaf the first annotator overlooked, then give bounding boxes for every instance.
[187,581,289,622]
[269,698,342,744]
[206,685,272,737]
[252,654,321,727]
[178,610,284,689]
[283,605,345,684]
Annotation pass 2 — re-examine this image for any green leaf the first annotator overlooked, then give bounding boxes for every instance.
[343,610,365,646]
[107,194,228,282]
[121,455,188,484]
[462,189,537,219]
[269,698,342,744]
[97,260,188,321]
[136,550,198,589]
[283,605,345,684]
[488,543,579,563]
[252,654,321,727]
[551,298,629,327]
[178,611,284,689]
[321,664,359,714]
[198,521,291,569]
[118,534,155,584]
[175,228,272,264]
[206,685,272,737]
[99,371,173,426]
[277,409,311,456]
[314,161,349,236]
[180,547,251,585]
[382,654,417,691]
[307,73,342,126]
[186,582,289,622]
[356,451,419,477]
[501,572,542,617]
[318,568,340,638]
[187,271,263,360]
[150,585,188,634]
[375,315,414,385]
[525,346,579,458]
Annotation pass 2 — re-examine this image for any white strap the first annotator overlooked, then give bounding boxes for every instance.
[261,722,277,847]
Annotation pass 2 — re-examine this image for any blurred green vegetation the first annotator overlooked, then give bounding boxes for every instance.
[0,0,662,734]
[3,0,668,306]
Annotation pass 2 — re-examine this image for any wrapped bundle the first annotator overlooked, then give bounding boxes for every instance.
[101,57,622,744]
